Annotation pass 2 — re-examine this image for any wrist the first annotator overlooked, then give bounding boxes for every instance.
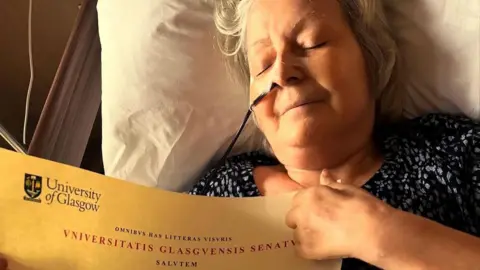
[358,208,480,270]
[366,210,430,270]
[353,204,398,264]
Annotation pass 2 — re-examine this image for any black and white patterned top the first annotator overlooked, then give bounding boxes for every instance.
[189,113,480,269]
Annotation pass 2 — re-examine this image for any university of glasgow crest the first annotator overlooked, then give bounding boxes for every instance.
[23,173,42,203]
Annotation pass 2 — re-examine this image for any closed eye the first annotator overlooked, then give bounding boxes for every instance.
[304,41,327,50]
[256,42,327,76]
[257,64,272,76]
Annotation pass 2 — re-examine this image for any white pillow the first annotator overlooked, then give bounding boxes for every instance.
[97,0,479,192]
[97,0,261,192]
[385,0,480,119]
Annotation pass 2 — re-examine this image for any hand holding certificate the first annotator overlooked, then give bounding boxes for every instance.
[0,149,341,270]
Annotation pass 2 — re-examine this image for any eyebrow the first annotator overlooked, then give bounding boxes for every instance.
[246,11,319,52]
[290,11,319,35]
[246,38,271,52]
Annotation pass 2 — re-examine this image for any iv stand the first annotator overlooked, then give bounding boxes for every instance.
[0,122,27,154]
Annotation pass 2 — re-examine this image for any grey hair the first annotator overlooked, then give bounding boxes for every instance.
[214,0,403,153]
[214,0,254,89]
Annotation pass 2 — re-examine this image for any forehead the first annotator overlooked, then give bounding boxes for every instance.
[246,0,342,45]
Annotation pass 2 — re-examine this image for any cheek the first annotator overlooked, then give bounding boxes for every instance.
[249,89,257,105]
[248,77,255,101]
[249,77,278,129]
[308,43,371,113]
[251,95,278,135]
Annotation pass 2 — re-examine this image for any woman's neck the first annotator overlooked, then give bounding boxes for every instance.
[283,141,383,187]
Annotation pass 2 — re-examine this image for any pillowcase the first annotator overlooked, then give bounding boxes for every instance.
[97,0,479,192]
[97,0,261,192]
[385,0,479,119]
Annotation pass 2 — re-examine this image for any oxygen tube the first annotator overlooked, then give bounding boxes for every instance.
[217,82,277,165]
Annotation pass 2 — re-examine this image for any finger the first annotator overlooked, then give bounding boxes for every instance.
[291,187,310,207]
[292,184,340,208]
[285,207,301,229]
[293,228,321,260]
[324,180,355,191]
[319,169,336,185]
[254,166,304,196]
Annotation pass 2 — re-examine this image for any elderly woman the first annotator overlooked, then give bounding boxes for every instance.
[189,0,480,269]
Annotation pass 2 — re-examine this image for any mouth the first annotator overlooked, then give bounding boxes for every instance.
[280,100,323,116]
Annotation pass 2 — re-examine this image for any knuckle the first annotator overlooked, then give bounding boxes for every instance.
[296,244,318,260]
[292,189,304,202]
[293,188,311,204]
[294,229,321,260]
[285,210,296,227]
[313,186,327,197]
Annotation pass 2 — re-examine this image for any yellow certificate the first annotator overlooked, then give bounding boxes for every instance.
[0,149,341,270]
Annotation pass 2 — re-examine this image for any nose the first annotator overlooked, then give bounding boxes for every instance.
[270,52,305,88]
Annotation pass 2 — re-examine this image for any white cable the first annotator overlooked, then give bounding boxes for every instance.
[0,123,27,154]
[23,0,34,145]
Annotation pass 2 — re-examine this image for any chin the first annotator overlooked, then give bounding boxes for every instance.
[277,115,328,147]
[270,115,338,168]
[270,129,332,170]
[278,129,314,148]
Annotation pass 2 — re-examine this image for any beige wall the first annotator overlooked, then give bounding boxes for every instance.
[0,0,80,150]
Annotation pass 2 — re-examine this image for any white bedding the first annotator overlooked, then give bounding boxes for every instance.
[386,0,480,118]
[97,0,480,192]
[97,0,261,191]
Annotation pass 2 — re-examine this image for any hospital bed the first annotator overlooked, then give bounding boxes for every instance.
[1,0,102,171]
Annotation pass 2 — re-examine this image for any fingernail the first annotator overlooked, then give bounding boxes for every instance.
[321,169,328,176]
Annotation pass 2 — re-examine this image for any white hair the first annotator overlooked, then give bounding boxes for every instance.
[214,0,404,153]
[214,0,403,120]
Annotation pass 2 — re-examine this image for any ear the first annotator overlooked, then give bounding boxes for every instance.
[253,165,304,196]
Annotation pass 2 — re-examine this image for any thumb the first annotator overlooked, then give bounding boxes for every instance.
[319,169,341,185]
[320,171,357,193]
[254,165,304,196]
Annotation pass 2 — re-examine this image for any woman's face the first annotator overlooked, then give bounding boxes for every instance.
[246,0,376,169]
